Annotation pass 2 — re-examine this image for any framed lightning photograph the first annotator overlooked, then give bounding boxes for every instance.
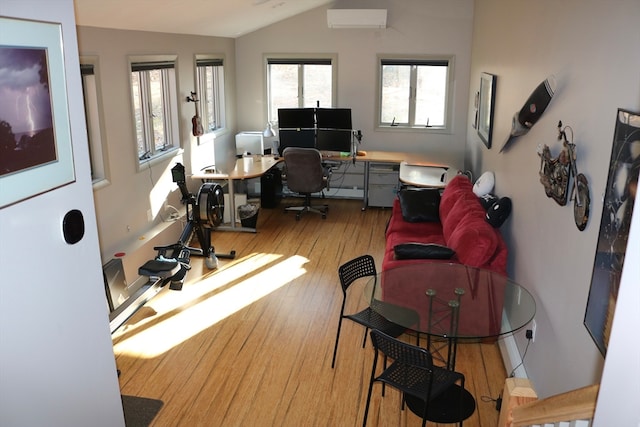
[0,17,75,208]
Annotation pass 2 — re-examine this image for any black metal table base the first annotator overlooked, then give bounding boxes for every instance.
[404,385,476,423]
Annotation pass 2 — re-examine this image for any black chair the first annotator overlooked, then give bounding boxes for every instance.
[282,147,330,220]
[363,330,466,427]
[331,255,419,368]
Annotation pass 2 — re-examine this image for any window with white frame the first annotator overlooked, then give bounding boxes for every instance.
[130,56,179,162]
[195,56,226,133]
[377,56,454,131]
[79,58,108,185]
[266,56,336,125]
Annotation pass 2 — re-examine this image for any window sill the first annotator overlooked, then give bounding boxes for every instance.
[375,125,451,134]
[137,147,183,171]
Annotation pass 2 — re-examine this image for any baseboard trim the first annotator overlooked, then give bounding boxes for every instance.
[500,313,528,379]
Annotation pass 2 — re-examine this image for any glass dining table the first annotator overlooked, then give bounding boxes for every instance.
[363,262,536,423]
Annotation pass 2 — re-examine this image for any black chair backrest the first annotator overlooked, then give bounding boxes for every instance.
[282,147,325,194]
[338,255,377,293]
[370,329,433,369]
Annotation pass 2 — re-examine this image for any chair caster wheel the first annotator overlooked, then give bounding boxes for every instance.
[295,214,301,220]
[322,214,327,219]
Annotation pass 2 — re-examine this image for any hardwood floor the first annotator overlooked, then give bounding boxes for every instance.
[113,198,507,426]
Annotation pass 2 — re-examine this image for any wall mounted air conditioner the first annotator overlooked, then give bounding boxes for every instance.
[327,9,387,29]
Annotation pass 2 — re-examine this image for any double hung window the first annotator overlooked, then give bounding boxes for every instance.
[79,58,107,185]
[378,56,454,131]
[266,56,336,125]
[130,56,179,163]
[195,56,226,133]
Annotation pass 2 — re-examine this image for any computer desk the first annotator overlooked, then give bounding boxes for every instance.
[192,155,282,232]
[323,150,449,209]
[191,151,450,232]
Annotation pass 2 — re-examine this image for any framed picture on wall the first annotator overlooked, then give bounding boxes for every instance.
[0,17,75,208]
[584,108,640,356]
[477,72,496,149]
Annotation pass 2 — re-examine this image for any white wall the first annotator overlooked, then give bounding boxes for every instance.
[235,0,475,171]
[75,27,236,280]
[468,0,640,398]
[0,1,124,425]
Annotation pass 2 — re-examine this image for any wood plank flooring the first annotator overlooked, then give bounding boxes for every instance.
[113,198,506,426]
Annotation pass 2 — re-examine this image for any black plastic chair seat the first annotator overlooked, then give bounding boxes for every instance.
[377,360,463,400]
[345,307,409,338]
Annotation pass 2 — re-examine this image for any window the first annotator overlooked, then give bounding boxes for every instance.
[377,55,454,131]
[195,56,226,133]
[266,56,336,125]
[129,56,179,162]
[79,57,108,185]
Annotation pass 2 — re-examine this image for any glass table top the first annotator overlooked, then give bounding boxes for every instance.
[364,262,536,339]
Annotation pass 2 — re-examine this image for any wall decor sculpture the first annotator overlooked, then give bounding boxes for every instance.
[584,108,640,356]
[500,75,557,153]
[0,17,75,208]
[537,120,590,231]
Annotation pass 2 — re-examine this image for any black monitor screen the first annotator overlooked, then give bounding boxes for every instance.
[278,108,315,128]
[316,108,352,130]
[278,129,316,155]
[316,129,352,153]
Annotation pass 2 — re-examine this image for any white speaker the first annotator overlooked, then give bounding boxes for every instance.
[327,9,387,29]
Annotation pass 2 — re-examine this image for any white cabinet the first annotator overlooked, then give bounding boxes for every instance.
[368,162,399,207]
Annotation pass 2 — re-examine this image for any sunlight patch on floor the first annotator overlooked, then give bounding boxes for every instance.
[113,254,309,358]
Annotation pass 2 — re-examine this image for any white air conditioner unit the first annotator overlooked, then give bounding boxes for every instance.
[327,9,387,29]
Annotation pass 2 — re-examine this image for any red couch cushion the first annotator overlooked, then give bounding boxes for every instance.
[446,214,498,268]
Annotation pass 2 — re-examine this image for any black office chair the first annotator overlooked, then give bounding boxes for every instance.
[363,330,467,427]
[282,147,330,220]
[331,255,419,369]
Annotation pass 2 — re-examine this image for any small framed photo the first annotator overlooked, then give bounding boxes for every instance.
[478,72,497,149]
[0,17,75,208]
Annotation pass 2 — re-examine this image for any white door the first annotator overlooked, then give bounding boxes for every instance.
[0,1,124,426]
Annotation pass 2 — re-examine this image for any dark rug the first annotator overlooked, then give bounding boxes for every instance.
[121,395,164,427]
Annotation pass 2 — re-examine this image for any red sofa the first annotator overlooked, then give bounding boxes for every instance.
[382,174,507,275]
[380,175,508,335]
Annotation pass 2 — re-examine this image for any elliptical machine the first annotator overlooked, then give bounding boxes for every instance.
[138,163,235,290]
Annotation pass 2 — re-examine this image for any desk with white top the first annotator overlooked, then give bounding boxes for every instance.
[327,151,449,209]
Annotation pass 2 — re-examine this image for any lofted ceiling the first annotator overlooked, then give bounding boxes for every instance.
[73,0,333,38]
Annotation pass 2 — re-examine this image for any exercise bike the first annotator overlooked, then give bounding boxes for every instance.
[138,163,236,290]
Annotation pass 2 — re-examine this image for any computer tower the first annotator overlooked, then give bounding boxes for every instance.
[261,167,283,208]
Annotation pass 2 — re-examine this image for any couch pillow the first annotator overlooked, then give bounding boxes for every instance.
[473,171,495,196]
[446,215,498,267]
[394,243,455,260]
[398,188,441,222]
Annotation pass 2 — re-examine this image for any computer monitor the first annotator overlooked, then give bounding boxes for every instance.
[278,108,315,128]
[316,108,352,130]
[235,132,264,156]
[278,129,315,155]
[316,129,352,153]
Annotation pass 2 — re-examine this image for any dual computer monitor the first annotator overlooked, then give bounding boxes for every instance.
[278,108,353,154]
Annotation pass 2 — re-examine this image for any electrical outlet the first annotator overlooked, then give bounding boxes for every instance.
[531,319,537,342]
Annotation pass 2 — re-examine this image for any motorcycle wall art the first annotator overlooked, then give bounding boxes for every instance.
[537,121,591,231]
